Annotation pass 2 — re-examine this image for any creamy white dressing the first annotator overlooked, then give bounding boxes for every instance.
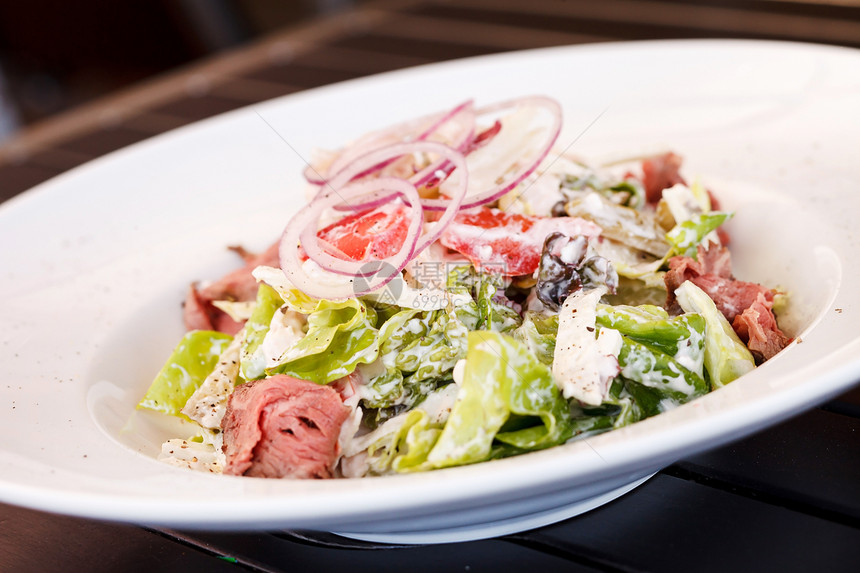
[252,265,295,299]
[452,359,466,386]
[552,287,622,406]
[674,326,705,378]
[261,306,306,369]
[183,335,242,429]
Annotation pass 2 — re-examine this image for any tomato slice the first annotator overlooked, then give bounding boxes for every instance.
[440,208,601,276]
[313,202,411,262]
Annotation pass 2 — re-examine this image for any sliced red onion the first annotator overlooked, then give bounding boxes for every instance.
[326,141,468,214]
[300,177,422,278]
[303,162,327,186]
[420,95,562,211]
[411,121,499,189]
[304,100,475,187]
[281,96,562,300]
[280,144,468,300]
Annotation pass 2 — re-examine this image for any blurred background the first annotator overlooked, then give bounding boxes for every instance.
[0,1,369,133]
[0,0,858,198]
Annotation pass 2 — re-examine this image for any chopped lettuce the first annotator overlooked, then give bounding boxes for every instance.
[393,331,573,472]
[666,212,732,259]
[267,297,379,384]
[674,280,755,388]
[139,330,233,417]
[252,265,320,314]
[596,304,706,378]
[513,311,559,366]
[239,284,284,380]
[446,265,521,333]
[361,266,522,417]
[363,306,469,411]
[616,335,708,403]
[561,171,645,210]
[388,409,445,472]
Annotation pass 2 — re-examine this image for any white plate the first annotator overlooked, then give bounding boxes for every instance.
[1,39,859,543]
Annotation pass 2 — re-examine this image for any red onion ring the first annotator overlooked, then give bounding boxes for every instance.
[420,95,562,211]
[303,100,475,186]
[325,141,469,214]
[280,143,468,300]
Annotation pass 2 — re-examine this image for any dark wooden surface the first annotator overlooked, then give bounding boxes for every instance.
[1,1,859,571]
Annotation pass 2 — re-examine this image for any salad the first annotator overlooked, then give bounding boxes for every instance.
[138,96,791,479]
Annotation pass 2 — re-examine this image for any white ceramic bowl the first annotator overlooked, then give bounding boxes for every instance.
[1,39,859,544]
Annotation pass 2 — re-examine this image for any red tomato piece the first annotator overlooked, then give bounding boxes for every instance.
[314,201,411,261]
[439,208,601,276]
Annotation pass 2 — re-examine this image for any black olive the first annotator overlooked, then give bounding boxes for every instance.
[535,232,618,309]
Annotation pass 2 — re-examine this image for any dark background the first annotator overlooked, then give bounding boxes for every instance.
[0,1,367,131]
[0,1,859,570]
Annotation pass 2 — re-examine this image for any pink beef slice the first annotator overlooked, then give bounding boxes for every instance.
[665,243,791,361]
[642,152,686,204]
[664,243,765,320]
[221,375,350,479]
[733,292,792,363]
[183,242,280,335]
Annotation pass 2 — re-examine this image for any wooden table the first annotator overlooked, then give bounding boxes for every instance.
[2,1,859,571]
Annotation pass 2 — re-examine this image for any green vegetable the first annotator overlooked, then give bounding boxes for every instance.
[239,284,284,381]
[588,378,646,425]
[394,331,572,472]
[363,306,468,411]
[268,298,378,384]
[616,335,708,402]
[138,330,233,416]
[608,179,646,210]
[602,276,668,308]
[596,303,706,377]
[561,171,645,209]
[446,265,521,333]
[513,311,559,366]
[674,280,755,388]
[389,409,445,472]
[666,212,732,259]
[598,303,707,403]
[362,267,522,417]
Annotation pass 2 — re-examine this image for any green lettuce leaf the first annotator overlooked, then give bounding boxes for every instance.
[389,409,445,473]
[674,280,755,388]
[446,265,521,333]
[513,311,559,366]
[239,284,284,381]
[362,266,522,416]
[138,330,233,416]
[596,303,706,378]
[394,331,573,472]
[616,335,708,403]
[364,305,471,411]
[268,297,378,384]
[666,212,732,259]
